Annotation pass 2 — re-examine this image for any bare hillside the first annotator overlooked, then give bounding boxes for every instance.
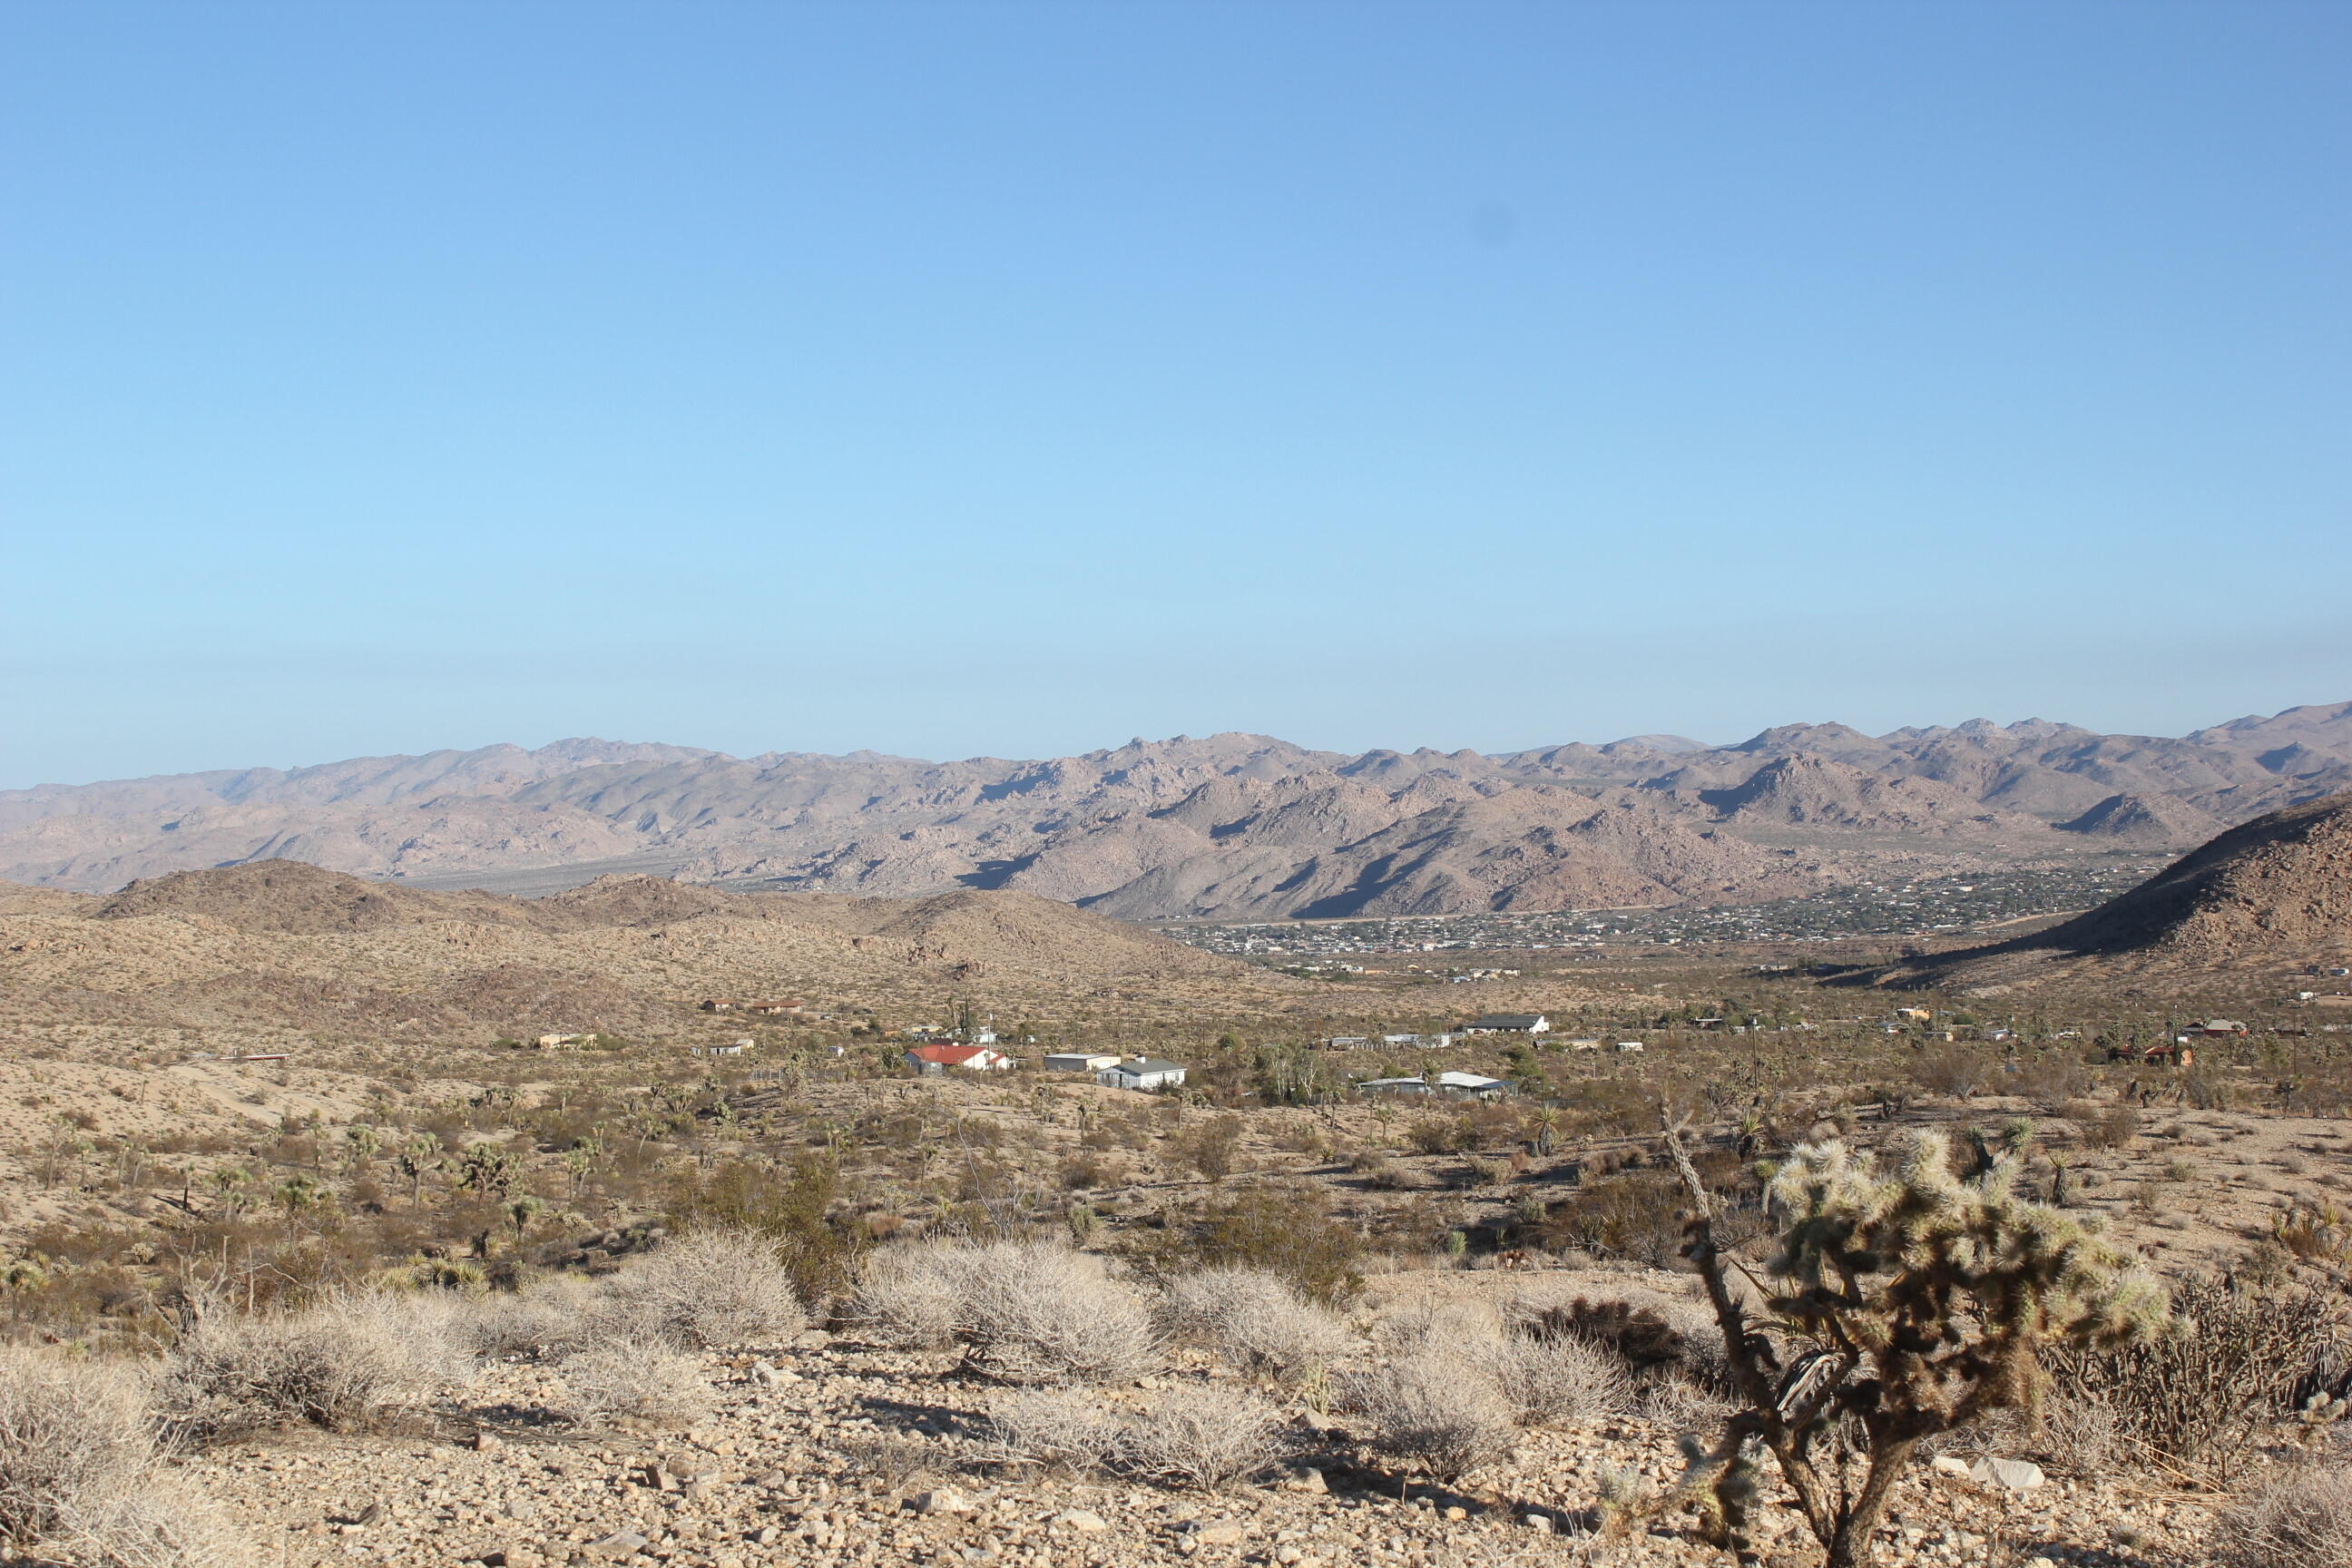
[0,861,1308,1044]
[1872,789,2352,990]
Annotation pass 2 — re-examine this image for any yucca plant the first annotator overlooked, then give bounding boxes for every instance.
[1663,1122,2166,1568]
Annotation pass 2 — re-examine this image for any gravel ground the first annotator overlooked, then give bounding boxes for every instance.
[180,1328,2235,1568]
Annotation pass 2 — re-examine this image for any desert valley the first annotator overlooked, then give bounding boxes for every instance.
[0,708,2347,1568]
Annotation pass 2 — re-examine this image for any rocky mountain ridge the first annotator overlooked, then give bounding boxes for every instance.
[5,703,2350,920]
[1871,789,2352,991]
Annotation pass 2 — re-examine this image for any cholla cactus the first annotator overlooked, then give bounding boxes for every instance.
[1668,1124,2166,1568]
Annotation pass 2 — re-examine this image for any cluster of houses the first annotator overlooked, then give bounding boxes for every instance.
[1358,1070,1511,1101]
[1316,1015,1647,1055]
[901,1043,1190,1093]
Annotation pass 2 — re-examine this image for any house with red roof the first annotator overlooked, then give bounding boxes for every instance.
[906,1044,1014,1075]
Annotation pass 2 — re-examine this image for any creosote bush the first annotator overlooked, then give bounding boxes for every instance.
[0,1348,244,1568]
[1339,1352,1517,1484]
[1119,1385,1283,1490]
[858,1239,1157,1383]
[1159,1267,1351,1382]
[159,1290,472,1442]
[1129,1181,1365,1305]
[599,1226,806,1349]
[557,1338,715,1428]
[664,1154,865,1307]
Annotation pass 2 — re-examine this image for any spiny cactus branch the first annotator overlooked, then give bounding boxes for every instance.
[1658,1110,2166,1568]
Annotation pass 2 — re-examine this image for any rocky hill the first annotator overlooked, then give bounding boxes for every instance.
[1871,789,2352,991]
[5,703,2349,919]
[0,861,1302,1044]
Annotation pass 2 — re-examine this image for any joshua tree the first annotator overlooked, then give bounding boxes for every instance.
[398,1133,443,1210]
[204,1164,253,1217]
[2046,1151,2076,1208]
[1662,1119,2165,1568]
[562,1140,600,1200]
[505,1195,545,1248]
[1532,1104,1562,1156]
[276,1173,322,1225]
[456,1143,521,1203]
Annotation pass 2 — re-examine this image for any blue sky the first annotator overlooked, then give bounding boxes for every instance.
[4,1,2346,787]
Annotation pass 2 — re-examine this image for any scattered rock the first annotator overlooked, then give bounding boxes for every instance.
[1969,1456,2046,1491]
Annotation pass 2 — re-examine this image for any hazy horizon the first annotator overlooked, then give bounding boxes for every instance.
[5,2,2346,788]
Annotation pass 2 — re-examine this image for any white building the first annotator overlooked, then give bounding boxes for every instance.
[1096,1056,1188,1093]
[1463,1014,1551,1035]
[1357,1071,1509,1101]
[1043,1051,1122,1073]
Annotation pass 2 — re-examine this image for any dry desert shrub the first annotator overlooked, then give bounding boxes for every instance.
[2043,1277,2350,1473]
[989,1384,1282,1490]
[1962,1387,2122,1478]
[459,1274,601,1360]
[597,1227,805,1349]
[855,1243,965,1348]
[557,1338,714,1427]
[1508,1289,1732,1399]
[857,1239,1156,1383]
[2211,1463,2352,1568]
[1464,1328,1632,1427]
[1636,1374,1732,1432]
[1118,1385,1283,1491]
[1339,1354,1517,1484]
[1160,1267,1351,1381]
[988,1387,1122,1473]
[0,1348,244,1568]
[158,1290,470,1442]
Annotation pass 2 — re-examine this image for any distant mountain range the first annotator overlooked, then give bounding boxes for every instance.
[5,702,2350,919]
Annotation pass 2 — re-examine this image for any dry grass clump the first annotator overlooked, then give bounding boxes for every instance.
[857,1239,1157,1383]
[1119,1385,1283,1490]
[0,1347,244,1567]
[1975,1388,2122,1477]
[158,1290,471,1442]
[2212,1464,2352,1568]
[1160,1268,1351,1381]
[597,1227,805,1349]
[557,1338,714,1428]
